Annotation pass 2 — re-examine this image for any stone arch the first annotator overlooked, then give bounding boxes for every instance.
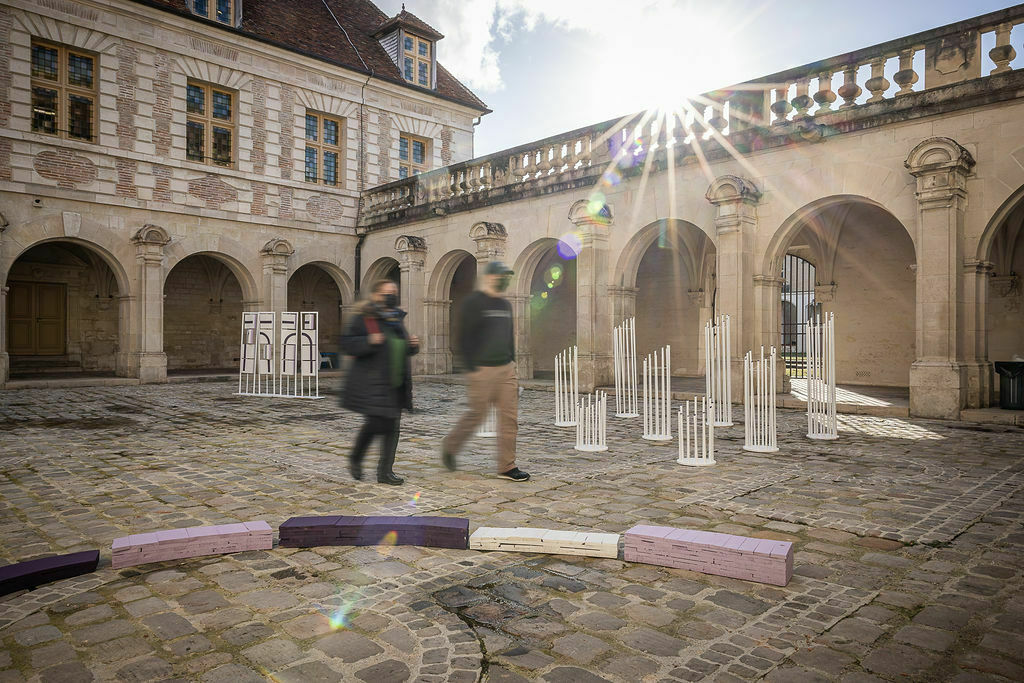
[3,230,133,379]
[289,259,355,304]
[766,195,917,388]
[287,263,347,356]
[511,237,578,376]
[164,243,259,304]
[363,256,401,293]
[0,214,132,297]
[977,182,1024,265]
[761,195,917,278]
[427,249,476,302]
[613,219,716,291]
[163,251,253,371]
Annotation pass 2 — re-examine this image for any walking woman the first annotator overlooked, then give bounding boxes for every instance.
[340,279,419,485]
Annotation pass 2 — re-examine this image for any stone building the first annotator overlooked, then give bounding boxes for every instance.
[2,2,1023,422]
[355,6,1024,420]
[0,0,488,381]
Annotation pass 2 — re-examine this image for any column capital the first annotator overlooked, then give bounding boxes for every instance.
[962,258,994,274]
[131,225,171,261]
[395,235,427,270]
[752,275,785,287]
[905,136,975,201]
[705,175,762,207]
[470,222,507,262]
[568,198,613,228]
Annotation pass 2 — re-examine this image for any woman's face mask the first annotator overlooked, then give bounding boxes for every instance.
[494,275,511,292]
[383,293,398,308]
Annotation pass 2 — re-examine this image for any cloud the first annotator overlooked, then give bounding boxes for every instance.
[411,0,761,95]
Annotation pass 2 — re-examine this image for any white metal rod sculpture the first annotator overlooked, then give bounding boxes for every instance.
[476,406,498,437]
[705,314,733,427]
[642,345,672,441]
[278,312,321,399]
[554,345,579,426]
[743,346,778,453]
[613,317,639,417]
[575,391,608,452]
[806,312,837,440]
[678,396,715,466]
[237,311,322,399]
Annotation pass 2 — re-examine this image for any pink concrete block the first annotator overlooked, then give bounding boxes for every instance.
[156,529,189,543]
[626,525,674,539]
[111,536,131,550]
[130,533,160,546]
[186,526,218,538]
[244,521,272,532]
[723,536,747,551]
[770,542,793,558]
[219,523,249,535]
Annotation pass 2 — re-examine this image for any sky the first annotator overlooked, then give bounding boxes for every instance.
[373,1,1020,157]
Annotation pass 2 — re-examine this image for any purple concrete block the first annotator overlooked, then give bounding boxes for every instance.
[281,516,342,529]
[0,550,100,596]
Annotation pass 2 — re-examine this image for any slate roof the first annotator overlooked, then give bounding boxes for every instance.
[127,0,489,112]
[371,9,443,41]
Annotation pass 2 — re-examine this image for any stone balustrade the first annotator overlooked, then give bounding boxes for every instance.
[360,5,1022,229]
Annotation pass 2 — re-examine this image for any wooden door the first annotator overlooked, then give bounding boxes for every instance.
[6,282,66,355]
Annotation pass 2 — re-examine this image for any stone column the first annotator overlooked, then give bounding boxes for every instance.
[962,258,994,408]
[753,274,788,391]
[608,285,638,326]
[129,225,172,383]
[470,222,508,275]
[570,200,614,392]
[260,238,295,314]
[509,293,531,379]
[905,137,976,419]
[706,175,762,401]
[422,298,451,374]
[395,235,428,374]
[0,284,8,389]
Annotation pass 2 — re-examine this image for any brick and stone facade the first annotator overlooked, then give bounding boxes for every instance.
[0,0,486,385]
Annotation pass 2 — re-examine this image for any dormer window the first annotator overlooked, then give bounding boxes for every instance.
[402,32,431,87]
[192,0,234,25]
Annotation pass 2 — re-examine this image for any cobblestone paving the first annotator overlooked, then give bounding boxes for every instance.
[1,380,1022,682]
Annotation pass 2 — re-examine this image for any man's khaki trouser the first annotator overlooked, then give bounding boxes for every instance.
[443,362,518,473]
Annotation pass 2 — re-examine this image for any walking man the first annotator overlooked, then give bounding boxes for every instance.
[441,261,530,481]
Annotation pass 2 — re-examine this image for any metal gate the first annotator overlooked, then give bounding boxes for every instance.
[780,254,817,377]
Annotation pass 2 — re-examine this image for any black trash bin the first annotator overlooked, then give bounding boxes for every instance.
[994,362,1024,410]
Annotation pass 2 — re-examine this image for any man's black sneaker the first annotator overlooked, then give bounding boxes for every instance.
[441,448,456,472]
[498,468,530,482]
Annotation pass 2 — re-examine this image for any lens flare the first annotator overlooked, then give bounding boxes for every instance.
[541,291,548,299]
[557,232,582,259]
[550,265,562,280]
[407,491,421,507]
[313,594,356,631]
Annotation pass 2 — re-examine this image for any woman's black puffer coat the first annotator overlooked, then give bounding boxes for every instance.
[339,305,418,418]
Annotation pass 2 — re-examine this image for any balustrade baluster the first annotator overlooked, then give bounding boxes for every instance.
[893,49,919,96]
[837,65,862,108]
[990,22,1017,74]
[813,71,837,114]
[791,79,812,118]
[581,136,593,166]
[865,57,890,102]
[770,85,793,124]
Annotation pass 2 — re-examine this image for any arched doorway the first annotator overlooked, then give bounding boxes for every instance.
[517,239,577,377]
[5,240,126,378]
[780,253,817,377]
[287,264,343,356]
[771,198,916,387]
[984,190,1024,401]
[163,254,248,372]
[619,219,715,376]
[364,257,402,305]
[425,250,477,373]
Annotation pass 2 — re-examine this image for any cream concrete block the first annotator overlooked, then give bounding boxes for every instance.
[137,187,153,201]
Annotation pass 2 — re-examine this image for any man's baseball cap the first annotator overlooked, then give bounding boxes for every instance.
[484,261,514,275]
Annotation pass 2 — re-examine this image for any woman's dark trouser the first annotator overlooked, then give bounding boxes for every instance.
[350,414,401,476]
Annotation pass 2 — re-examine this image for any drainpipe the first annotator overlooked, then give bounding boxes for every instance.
[354,231,366,295]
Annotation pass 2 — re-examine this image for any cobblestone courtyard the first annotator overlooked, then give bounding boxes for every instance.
[1,380,1023,682]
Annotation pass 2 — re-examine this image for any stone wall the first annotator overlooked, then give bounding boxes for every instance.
[163,256,243,370]
[634,244,702,376]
